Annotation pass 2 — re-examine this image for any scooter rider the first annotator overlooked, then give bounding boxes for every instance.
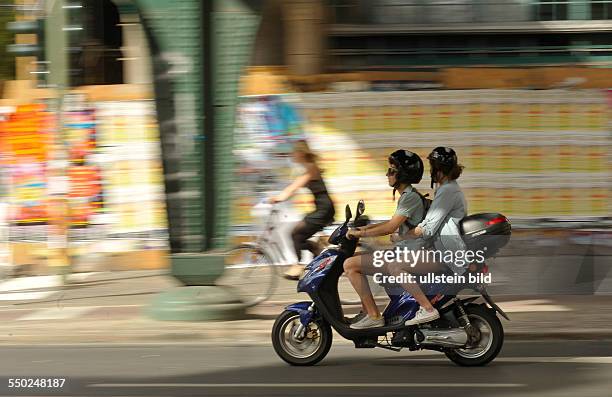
[386,146,468,326]
[343,149,426,329]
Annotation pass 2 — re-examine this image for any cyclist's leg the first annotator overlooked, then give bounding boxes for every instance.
[285,220,321,279]
[290,220,322,261]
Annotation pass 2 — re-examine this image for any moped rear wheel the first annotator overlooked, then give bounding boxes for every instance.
[445,304,504,366]
[272,310,332,366]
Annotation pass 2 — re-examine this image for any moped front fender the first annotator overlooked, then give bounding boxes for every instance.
[285,301,316,327]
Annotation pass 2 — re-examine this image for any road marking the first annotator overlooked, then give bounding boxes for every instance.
[498,299,571,313]
[501,357,612,364]
[0,275,62,301]
[390,357,612,364]
[0,291,58,301]
[89,383,525,388]
[16,306,96,321]
[0,304,143,312]
[0,275,62,292]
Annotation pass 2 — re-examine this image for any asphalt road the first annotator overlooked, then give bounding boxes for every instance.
[1,341,611,397]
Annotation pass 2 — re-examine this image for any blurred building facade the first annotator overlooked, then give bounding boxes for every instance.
[9,0,151,87]
[1,0,610,278]
[252,0,612,75]
[2,0,260,276]
[237,1,611,227]
[328,0,612,70]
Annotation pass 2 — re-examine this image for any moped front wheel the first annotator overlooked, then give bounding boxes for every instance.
[272,310,332,366]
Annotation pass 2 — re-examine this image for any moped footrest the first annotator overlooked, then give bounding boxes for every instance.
[391,327,415,348]
[354,338,377,348]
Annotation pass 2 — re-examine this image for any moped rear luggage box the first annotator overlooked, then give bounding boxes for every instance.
[459,213,511,258]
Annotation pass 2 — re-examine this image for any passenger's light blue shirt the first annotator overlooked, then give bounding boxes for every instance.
[417,180,468,271]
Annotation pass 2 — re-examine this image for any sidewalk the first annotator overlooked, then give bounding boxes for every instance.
[0,270,611,345]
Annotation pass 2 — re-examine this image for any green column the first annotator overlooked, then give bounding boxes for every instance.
[134,0,261,320]
[135,0,260,252]
[45,0,68,88]
[211,0,260,249]
[136,0,206,253]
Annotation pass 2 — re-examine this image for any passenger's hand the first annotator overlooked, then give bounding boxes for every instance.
[346,228,360,240]
[268,196,282,204]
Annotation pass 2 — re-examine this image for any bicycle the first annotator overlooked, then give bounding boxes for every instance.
[219,201,385,307]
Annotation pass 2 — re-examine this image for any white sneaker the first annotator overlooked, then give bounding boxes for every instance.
[347,311,367,324]
[405,307,440,326]
[350,315,385,329]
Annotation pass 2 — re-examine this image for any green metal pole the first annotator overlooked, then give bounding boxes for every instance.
[44,0,71,282]
[45,0,68,88]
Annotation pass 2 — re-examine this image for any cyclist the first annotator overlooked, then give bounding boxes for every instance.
[344,149,426,329]
[271,140,335,280]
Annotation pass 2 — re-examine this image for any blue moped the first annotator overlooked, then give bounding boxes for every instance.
[272,200,511,366]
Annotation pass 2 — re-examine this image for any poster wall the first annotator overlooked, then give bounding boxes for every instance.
[0,100,167,240]
[232,90,611,226]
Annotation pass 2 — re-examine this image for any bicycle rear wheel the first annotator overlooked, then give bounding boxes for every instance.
[218,243,277,307]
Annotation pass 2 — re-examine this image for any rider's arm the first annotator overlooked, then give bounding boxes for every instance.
[273,164,316,202]
[361,220,389,230]
[355,214,406,238]
[415,185,457,239]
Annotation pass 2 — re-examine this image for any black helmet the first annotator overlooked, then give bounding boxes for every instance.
[428,146,458,187]
[428,146,457,167]
[389,149,424,185]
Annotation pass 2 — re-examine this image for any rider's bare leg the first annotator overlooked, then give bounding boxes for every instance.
[343,254,379,318]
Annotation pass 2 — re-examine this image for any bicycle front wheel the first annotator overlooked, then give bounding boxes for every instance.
[218,243,277,307]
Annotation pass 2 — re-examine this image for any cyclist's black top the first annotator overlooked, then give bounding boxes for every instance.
[304,178,335,227]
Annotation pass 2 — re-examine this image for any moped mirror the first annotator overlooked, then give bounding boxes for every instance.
[345,204,352,222]
[356,200,365,217]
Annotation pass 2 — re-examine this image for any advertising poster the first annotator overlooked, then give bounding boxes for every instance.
[63,106,104,226]
[95,100,166,235]
[0,104,52,224]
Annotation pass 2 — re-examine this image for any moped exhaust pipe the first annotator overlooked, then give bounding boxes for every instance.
[415,328,468,348]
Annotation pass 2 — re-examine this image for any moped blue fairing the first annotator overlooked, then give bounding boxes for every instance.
[297,249,343,294]
[285,302,316,327]
[383,275,465,322]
